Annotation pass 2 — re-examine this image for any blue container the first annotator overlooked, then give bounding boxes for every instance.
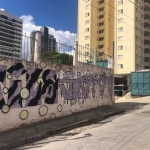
[130,72,150,96]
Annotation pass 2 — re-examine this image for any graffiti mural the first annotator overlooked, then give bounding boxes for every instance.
[0,59,114,122]
[58,71,113,101]
[0,61,58,118]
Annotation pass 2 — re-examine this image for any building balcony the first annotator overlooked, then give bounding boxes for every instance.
[144,53,150,58]
[144,28,150,32]
[144,10,150,16]
[144,44,150,49]
[0,34,21,43]
[144,2,150,8]
[144,36,150,41]
[144,16,150,20]
[144,19,150,24]
[0,22,22,34]
[144,62,150,66]
[0,41,21,49]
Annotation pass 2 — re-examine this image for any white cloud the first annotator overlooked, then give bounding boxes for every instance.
[0,8,4,11]
[20,14,77,60]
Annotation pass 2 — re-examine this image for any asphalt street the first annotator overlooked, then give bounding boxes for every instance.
[13,97,150,150]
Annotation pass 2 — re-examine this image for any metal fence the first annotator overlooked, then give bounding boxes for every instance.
[0,33,113,68]
[78,44,113,69]
[40,42,74,66]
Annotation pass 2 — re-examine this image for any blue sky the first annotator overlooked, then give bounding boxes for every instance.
[0,0,78,33]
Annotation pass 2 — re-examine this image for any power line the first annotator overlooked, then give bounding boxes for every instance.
[47,0,137,37]
[103,0,144,26]
[83,0,143,29]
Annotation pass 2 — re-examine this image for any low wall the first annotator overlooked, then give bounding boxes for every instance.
[0,58,114,131]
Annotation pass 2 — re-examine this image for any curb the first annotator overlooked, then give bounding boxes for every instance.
[2,109,125,150]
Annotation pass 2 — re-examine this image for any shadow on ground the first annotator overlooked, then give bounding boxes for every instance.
[114,102,149,111]
[13,133,92,150]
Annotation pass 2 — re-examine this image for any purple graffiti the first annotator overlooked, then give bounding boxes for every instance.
[59,72,114,101]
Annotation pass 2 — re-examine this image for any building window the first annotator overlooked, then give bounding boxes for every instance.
[136,64,138,68]
[86,5,90,9]
[99,45,104,49]
[136,26,138,31]
[118,36,123,41]
[136,7,138,13]
[99,37,104,41]
[99,15,104,19]
[118,46,123,50]
[85,36,89,40]
[99,22,104,26]
[118,18,123,23]
[136,17,138,22]
[136,35,138,40]
[85,20,89,24]
[118,55,123,60]
[118,27,123,32]
[85,13,90,17]
[85,44,89,47]
[118,9,123,14]
[99,7,104,12]
[118,64,123,69]
[99,29,104,33]
[99,0,104,4]
[118,0,123,5]
[85,52,89,55]
[85,28,89,32]
[136,54,138,59]
[99,52,104,56]
[8,17,13,21]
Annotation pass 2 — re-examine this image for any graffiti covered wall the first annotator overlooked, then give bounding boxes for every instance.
[0,58,114,131]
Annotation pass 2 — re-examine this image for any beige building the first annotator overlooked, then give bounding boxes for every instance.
[78,0,146,74]
[114,0,144,74]
[78,0,115,63]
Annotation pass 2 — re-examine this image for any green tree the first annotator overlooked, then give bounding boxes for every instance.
[40,51,73,65]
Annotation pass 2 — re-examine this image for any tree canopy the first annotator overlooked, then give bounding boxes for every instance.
[40,51,73,65]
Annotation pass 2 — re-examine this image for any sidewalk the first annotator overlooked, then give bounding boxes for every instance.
[1,96,150,150]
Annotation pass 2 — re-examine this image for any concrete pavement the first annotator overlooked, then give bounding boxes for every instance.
[14,97,150,150]
[1,96,150,150]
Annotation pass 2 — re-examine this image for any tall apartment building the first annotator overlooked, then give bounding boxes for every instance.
[78,0,115,62]
[78,0,146,75]
[30,26,56,60]
[0,10,23,58]
[144,0,150,69]
[114,0,144,74]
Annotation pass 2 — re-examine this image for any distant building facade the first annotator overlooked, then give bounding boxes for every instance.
[30,26,56,61]
[0,10,23,58]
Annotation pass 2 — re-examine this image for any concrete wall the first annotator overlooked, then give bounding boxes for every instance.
[0,58,114,131]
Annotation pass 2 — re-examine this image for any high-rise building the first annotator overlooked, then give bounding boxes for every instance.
[30,26,56,61]
[78,0,115,62]
[144,0,150,69]
[0,10,23,58]
[114,0,144,74]
[78,0,146,75]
